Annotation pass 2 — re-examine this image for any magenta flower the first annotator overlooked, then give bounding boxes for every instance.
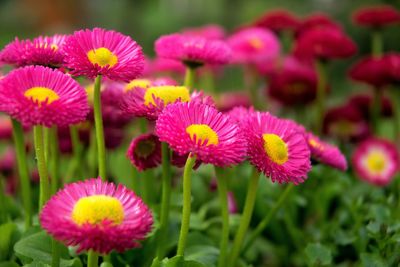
[306,133,347,171]
[63,28,144,81]
[150,58,186,76]
[0,34,67,67]
[0,66,89,127]
[352,138,399,186]
[353,5,400,28]
[243,112,311,184]
[155,102,247,167]
[127,133,162,171]
[181,24,226,40]
[40,178,153,254]
[155,33,231,67]
[227,27,280,65]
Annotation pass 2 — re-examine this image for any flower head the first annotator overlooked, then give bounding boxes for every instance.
[0,66,89,127]
[0,34,67,67]
[253,10,300,33]
[155,102,247,167]
[349,55,392,88]
[40,178,153,254]
[294,27,356,61]
[181,24,226,40]
[155,33,231,67]
[127,133,162,171]
[63,28,144,81]
[227,27,280,65]
[306,133,347,171]
[353,5,400,28]
[352,138,399,186]
[150,58,186,76]
[243,112,311,184]
[296,13,341,37]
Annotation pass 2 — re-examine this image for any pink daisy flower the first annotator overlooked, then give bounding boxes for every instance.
[155,101,247,167]
[226,106,255,126]
[227,27,280,65]
[40,178,153,254]
[0,66,89,127]
[63,28,144,81]
[121,85,213,120]
[181,24,226,40]
[0,34,67,67]
[352,138,399,186]
[127,133,162,171]
[150,58,186,76]
[306,133,347,171]
[243,112,311,184]
[155,33,232,67]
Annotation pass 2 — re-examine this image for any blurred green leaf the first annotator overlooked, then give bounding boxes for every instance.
[360,253,387,267]
[0,262,19,267]
[305,243,332,266]
[0,223,17,261]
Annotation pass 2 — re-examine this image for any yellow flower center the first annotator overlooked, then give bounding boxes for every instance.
[309,138,324,151]
[263,133,289,165]
[125,79,151,92]
[87,47,118,67]
[135,140,156,158]
[24,87,60,106]
[249,37,263,50]
[71,195,124,226]
[186,124,219,146]
[365,151,386,175]
[144,86,190,106]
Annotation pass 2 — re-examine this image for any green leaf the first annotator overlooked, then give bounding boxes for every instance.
[0,223,17,261]
[0,261,19,267]
[185,245,219,267]
[14,231,81,267]
[305,243,332,266]
[360,253,387,267]
[366,221,381,235]
[151,256,206,267]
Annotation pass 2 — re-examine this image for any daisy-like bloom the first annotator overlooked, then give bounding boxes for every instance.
[242,112,311,184]
[294,27,356,61]
[0,115,13,140]
[306,133,347,171]
[121,85,213,120]
[155,101,247,167]
[181,24,226,40]
[0,34,67,67]
[252,10,300,33]
[63,28,144,81]
[150,58,186,76]
[323,104,370,142]
[226,106,255,126]
[155,33,232,67]
[216,92,251,112]
[353,5,400,28]
[349,55,392,88]
[295,13,341,37]
[0,66,89,127]
[227,27,280,65]
[127,133,162,171]
[352,138,399,186]
[40,178,153,254]
[267,56,317,106]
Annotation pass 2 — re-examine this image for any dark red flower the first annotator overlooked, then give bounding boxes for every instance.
[323,104,370,142]
[296,13,341,38]
[349,56,392,88]
[353,5,400,28]
[386,53,400,84]
[253,10,301,33]
[348,93,393,119]
[294,27,356,61]
[267,56,317,106]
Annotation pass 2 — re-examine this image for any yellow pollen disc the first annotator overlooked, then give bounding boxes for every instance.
[186,124,219,146]
[72,195,124,226]
[365,151,386,174]
[144,86,190,106]
[24,87,60,106]
[87,47,118,67]
[262,133,289,165]
[309,138,324,151]
[125,79,151,92]
[50,44,58,50]
[249,37,264,50]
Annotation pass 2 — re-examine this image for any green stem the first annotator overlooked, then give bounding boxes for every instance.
[49,126,59,194]
[51,239,61,267]
[371,87,382,135]
[242,183,295,254]
[69,125,83,179]
[184,66,196,89]
[176,154,197,256]
[93,75,107,180]
[157,142,172,259]
[34,125,50,210]
[87,250,98,267]
[390,87,400,144]
[372,30,383,58]
[0,177,6,223]
[11,119,32,228]
[43,127,50,162]
[142,170,153,204]
[281,29,293,54]
[228,169,260,267]
[130,166,139,191]
[314,60,327,135]
[215,167,229,267]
